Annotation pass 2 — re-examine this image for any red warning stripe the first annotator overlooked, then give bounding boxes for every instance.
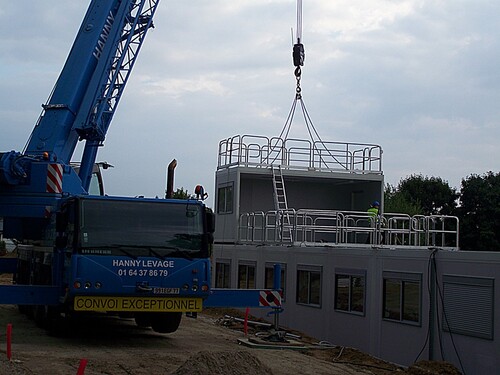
[46,164,63,193]
[259,290,282,307]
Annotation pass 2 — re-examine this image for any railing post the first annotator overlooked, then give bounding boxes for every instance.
[273,263,282,330]
[273,263,281,292]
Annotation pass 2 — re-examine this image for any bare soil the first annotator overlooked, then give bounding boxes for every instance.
[0,304,371,375]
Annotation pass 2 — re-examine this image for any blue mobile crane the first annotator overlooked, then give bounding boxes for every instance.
[0,0,281,334]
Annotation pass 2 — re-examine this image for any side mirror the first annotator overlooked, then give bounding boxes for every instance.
[55,211,68,249]
[205,209,215,234]
[56,211,68,233]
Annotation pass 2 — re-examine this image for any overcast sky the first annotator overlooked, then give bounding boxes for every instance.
[1,1,499,206]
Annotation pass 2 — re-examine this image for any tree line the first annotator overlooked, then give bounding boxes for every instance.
[384,172,500,251]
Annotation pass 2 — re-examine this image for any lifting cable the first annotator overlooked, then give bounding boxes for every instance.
[273,0,345,169]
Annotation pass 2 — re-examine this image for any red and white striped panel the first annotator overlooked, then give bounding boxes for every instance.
[46,164,63,193]
[259,290,282,307]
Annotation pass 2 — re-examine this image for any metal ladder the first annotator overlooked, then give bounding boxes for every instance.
[272,165,292,242]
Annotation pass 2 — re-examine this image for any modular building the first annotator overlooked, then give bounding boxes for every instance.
[212,134,498,374]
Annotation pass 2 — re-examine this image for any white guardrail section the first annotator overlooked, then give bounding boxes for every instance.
[238,209,460,250]
[218,135,382,173]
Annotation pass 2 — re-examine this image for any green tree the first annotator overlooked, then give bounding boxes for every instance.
[171,187,191,200]
[397,174,458,215]
[384,183,422,215]
[457,171,500,251]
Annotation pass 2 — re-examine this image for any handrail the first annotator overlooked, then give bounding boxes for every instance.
[218,134,383,175]
[238,208,459,250]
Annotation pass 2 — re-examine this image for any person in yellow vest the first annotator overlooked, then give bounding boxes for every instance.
[366,201,383,244]
[367,201,380,217]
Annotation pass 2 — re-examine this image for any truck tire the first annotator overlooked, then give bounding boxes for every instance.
[151,312,182,333]
[46,313,68,337]
[134,312,152,328]
[34,305,48,328]
[33,305,66,336]
[18,305,31,315]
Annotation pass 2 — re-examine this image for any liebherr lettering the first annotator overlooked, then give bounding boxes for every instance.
[93,11,115,60]
[74,297,202,312]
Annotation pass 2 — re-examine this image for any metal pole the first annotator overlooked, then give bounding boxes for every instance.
[273,263,282,330]
[429,252,436,360]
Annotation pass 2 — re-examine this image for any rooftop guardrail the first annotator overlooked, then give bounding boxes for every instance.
[238,209,459,250]
[218,135,382,174]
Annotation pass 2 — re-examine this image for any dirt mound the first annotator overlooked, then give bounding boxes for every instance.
[172,350,273,375]
[405,360,462,375]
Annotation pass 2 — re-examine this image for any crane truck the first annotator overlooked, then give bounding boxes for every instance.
[0,0,281,334]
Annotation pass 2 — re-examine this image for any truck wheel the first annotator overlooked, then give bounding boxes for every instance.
[33,305,66,335]
[33,305,48,328]
[134,312,152,328]
[18,305,30,315]
[46,312,68,337]
[151,312,182,333]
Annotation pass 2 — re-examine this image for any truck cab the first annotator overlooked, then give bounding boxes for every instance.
[15,195,214,333]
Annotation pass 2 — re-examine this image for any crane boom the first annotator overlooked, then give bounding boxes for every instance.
[0,0,159,222]
[28,0,159,191]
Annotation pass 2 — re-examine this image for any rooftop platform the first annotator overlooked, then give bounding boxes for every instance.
[217,134,383,175]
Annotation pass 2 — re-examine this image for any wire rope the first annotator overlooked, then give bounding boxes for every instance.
[272,0,347,170]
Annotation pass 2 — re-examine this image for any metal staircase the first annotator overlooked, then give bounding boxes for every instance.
[272,165,292,242]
